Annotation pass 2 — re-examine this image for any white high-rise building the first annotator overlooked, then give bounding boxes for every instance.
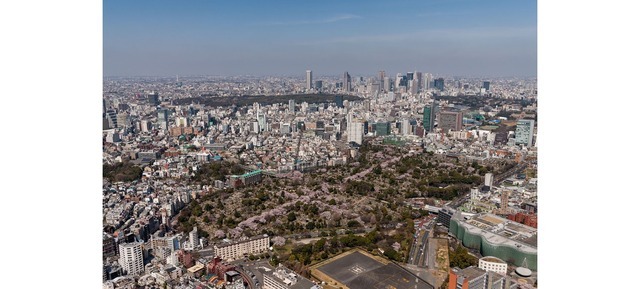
[188,227,198,250]
[515,119,535,147]
[383,77,391,92]
[410,79,419,95]
[257,113,267,132]
[347,120,364,145]
[484,173,494,188]
[395,73,403,88]
[424,73,433,90]
[414,71,423,90]
[289,99,295,113]
[118,242,144,276]
[306,70,313,90]
[401,119,411,135]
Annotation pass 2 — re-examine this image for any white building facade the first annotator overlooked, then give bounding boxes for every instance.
[347,121,363,145]
[515,119,535,147]
[214,235,270,261]
[118,242,144,276]
[478,256,508,275]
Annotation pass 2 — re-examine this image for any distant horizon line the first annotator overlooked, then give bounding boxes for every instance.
[103,74,538,79]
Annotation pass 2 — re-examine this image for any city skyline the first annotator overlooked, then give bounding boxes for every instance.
[3,0,636,287]
[104,0,537,77]
[101,2,539,288]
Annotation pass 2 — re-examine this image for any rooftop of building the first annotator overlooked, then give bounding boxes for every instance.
[119,241,143,248]
[456,266,487,281]
[480,256,506,264]
[187,263,205,273]
[214,234,269,248]
[454,213,537,253]
[258,263,317,289]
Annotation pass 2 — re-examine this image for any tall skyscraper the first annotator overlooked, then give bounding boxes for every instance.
[383,77,391,92]
[410,79,419,95]
[434,78,445,91]
[375,122,390,136]
[414,71,423,90]
[399,75,408,87]
[423,102,436,132]
[288,99,295,113]
[257,110,267,132]
[343,71,351,92]
[347,120,363,145]
[335,95,344,108]
[515,119,535,147]
[483,81,491,91]
[157,109,169,130]
[401,119,411,135]
[118,242,144,276]
[424,73,433,90]
[484,173,494,189]
[148,91,159,106]
[306,70,313,90]
[105,109,118,129]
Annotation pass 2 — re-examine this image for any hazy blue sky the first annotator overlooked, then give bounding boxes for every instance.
[104,0,536,77]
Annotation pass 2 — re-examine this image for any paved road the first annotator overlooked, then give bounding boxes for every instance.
[407,219,434,267]
[494,161,529,184]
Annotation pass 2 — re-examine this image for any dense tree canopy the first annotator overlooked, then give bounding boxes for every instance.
[449,244,478,269]
[103,162,143,182]
[192,161,244,183]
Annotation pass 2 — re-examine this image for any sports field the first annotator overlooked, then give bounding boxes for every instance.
[311,249,434,289]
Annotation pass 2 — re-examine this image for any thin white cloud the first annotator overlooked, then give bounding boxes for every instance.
[261,14,362,26]
[321,14,362,23]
